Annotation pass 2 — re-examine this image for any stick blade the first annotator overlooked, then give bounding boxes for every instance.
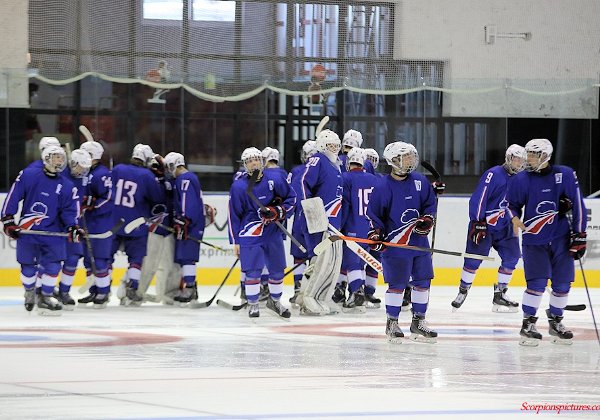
[313,236,335,255]
[78,125,94,143]
[124,217,146,234]
[315,116,329,137]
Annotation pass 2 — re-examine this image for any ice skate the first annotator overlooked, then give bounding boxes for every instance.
[364,293,381,309]
[24,288,36,312]
[409,313,437,343]
[342,290,366,314]
[331,281,347,305]
[492,284,519,313]
[93,293,109,309]
[174,284,198,306]
[299,295,330,316]
[519,315,542,346]
[248,302,260,318]
[53,289,75,311]
[402,287,411,307]
[289,284,301,307]
[122,286,143,307]
[78,292,96,306]
[37,294,63,316]
[386,317,404,343]
[546,309,573,345]
[266,297,291,319]
[258,283,270,306]
[451,286,469,311]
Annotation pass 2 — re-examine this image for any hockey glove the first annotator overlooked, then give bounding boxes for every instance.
[414,215,435,236]
[259,205,286,224]
[367,228,386,252]
[468,220,488,245]
[569,232,587,260]
[558,196,573,216]
[432,181,446,195]
[204,204,217,227]
[67,226,85,243]
[2,215,20,239]
[81,195,96,214]
[150,154,165,179]
[174,217,190,240]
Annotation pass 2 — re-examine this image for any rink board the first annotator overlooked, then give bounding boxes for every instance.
[0,193,598,287]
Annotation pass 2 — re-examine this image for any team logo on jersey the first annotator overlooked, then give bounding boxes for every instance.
[268,180,275,191]
[387,209,420,245]
[486,197,508,226]
[148,204,168,233]
[20,202,49,229]
[324,197,342,219]
[240,221,264,237]
[555,173,562,184]
[524,201,556,234]
[414,180,422,191]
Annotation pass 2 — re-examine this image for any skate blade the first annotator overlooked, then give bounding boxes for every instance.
[93,302,108,309]
[519,337,541,347]
[409,333,437,344]
[299,307,328,316]
[387,335,404,344]
[61,304,75,311]
[451,305,461,313]
[550,336,573,345]
[265,309,292,321]
[342,306,367,314]
[37,308,62,317]
[143,294,162,303]
[365,302,381,309]
[492,304,519,313]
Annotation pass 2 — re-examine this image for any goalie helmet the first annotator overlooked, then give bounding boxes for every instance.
[301,140,317,163]
[383,141,419,176]
[164,152,185,177]
[38,136,60,153]
[261,147,280,164]
[69,148,92,178]
[315,129,341,163]
[342,129,363,149]
[42,145,67,174]
[80,141,104,160]
[346,147,366,169]
[525,138,553,172]
[504,144,526,175]
[241,147,264,173]
[132,143,154,167]
[364,148,380,169]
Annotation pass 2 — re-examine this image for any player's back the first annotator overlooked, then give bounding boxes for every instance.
[342,170,377,238]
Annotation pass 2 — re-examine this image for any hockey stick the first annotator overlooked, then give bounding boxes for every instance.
[421,160,441,248]
[246,169,307,253]
[124,217,226,252]
[187,258,239,309]
[17,218,125,240]
[577,258,600,346]
[79,125,114,169]
[315,234,495,261]
[315,115,329,137]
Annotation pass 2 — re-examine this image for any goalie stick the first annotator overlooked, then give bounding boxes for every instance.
[314,234,495,262]
[188,258,239,309]
[315,115,329,137]
[124,217,226,252]
[79,125,114,170]
[246,169,307,253]
[17,218,125,240]
[420,160,442,248]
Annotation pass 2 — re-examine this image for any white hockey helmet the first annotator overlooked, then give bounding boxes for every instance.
[383,141,419,176]
[132,143,154,167]
[69,148,92,178]
[342,129,363,149]
[261,147,280,164]
[164,152,185,177]
[364,148,380,169]
[38,136,60,153]
[315,129,341,163]
[42,145,67,174]
[346,147,366,169]
[525,138,553,172]
[301,140,317,163]
[504,144,526,175]
[80,141,104,160]
[240,147,264,173]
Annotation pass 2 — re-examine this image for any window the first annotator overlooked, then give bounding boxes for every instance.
[143,0,235,22]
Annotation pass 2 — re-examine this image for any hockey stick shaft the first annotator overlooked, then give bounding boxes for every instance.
[578,258,600,347]
[17,220,123,239]
[421,160,441,248]
[246,170,307,253]
[315,116,329,137]
[131,217,226,251]
[77,213,98,294]
[329,234,495,261]
[189,258,239,308]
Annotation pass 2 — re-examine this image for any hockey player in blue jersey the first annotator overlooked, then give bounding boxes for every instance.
[338,129,375,175]
[53,149,92,309]
[228,147,296,318]
[163,152,205,305]
[2,145,83,315]
[366,141,439,343]
[338,147,379,313]
[111,144,165,306]
[288,140,317,305]
[507,138,586,346]
[451,144,526,312]
[77,140,114,308]
[26,136,61,170]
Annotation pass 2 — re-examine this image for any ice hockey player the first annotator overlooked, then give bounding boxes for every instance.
[26,136,61,170]
[2,145,83,315]
[366,141,439,343]
[338,129,375,174]
[228,147,296,318]
[163,152,205,306]
[451,144,526,313]
[507,138,586,346]
[77,140,114,308]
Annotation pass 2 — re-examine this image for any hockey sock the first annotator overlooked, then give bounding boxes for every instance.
[497,266,513,285]
[20,273,36,290]
[127,264,142,289]
[95,270,111,295]
[522,290,543,316]
[337,270,347,285]
[347,270,364,293]
[385,288,403,319]
[549,292,569,317]
[268,278,283,300]
[293,260,305,287]
[365,273,377,295]
[181,264,196,287]
[411,287,430,314]
[60,265,77,292]
[245,278,260,303]
[260,266,269,286]
[40,273,58,295]
[459,268,476,289]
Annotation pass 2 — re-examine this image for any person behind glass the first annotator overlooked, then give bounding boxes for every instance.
[366,141,439,343]
[228,147,296,319]
[1,146,83,316]
[451,144,526,313]
[506,138,587,346]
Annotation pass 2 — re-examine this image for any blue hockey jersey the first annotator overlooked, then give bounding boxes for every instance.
[341,168,378,239]
[173,172,205,240]
[301,152,343,229]
[468,165,513,232]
